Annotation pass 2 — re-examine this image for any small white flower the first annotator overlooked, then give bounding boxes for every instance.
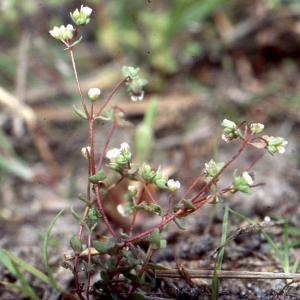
[117,204,128,217]
[128,185,138,196]
[222,133,229,143]
[81,146,91,160]
[130,91,144,101]
[106,148,121,159]
[88,88,101,101]
[242,172,254,185]
[120,142,130,150]
[49,26,62,39]
[167,179,181,192]
[277,140,288,154]
[80,5,93,17]
[49,24,74,40]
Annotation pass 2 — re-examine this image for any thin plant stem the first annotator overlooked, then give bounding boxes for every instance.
[94,183,117,238]
[97,120,118,171]
[95,77,129,117]
[69,48,89,118]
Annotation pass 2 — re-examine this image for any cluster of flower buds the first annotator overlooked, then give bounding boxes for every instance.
[203,159,224,183]
[106,143,180,193]
[49,24,75,41]
[49,5,92,43]
[106,142,132,168]
[221,119,243,142]
[122,66,148,101]
[70,5,93,26]
[222,119,288,155]
[230,170,254,195]
[262,135,288,154]
[140,163,180,193]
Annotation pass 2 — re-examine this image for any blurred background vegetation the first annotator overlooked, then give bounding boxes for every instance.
[0,0,299,183]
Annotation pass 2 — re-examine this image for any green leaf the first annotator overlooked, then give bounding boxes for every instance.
[182,199,196,210]
[0,280,39,300]
[144,262,169,270]
[71,207,84,223]
[173,218,186,230]
[43,208,68,294]
[0,251,39,300]
[68,36,83,48]
[88,169,106,183]
[70,235,83,254]
[107,257,117,271]
[100,270,111,283]
[73,105,88,120]
[78,193,93,205]
[95,115,111,121]
[149,229,163,249]
[92,240,107,254]
[123,272,140,283]
[134,201,163,215]
[1,249,51,286]
[159,239,167,249]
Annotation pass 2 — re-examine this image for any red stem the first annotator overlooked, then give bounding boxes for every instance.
[95,77,129,117]
[125,136,253,244]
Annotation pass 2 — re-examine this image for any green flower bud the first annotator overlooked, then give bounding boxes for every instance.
[250,123,264,134]
[231,170,254,195]
[155,178,168,189]
[122,66,140,78]
[262,135,288,154]
[221,119,242,142]
[221,119,237,130]
[140,163,156,183]
[203,160,224,180]
[71,5,93,26]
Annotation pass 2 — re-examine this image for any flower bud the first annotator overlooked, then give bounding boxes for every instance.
[106,148,121,160]
[88,88,101,102]
[250,123,264,134]
[122,66,140,77]
[231,170,254,195]
[128,185,138,197]
[221,119,242,142]
[140,163,156,183]
[203,160,224,179]
[49,24,75,40]
[81,146,91,160]
[221,119,237,130]
[167,179,181,193]
[262,135,288,154]
[71,5,93,26]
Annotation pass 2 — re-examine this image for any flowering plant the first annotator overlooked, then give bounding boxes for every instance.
[47,6,288,300]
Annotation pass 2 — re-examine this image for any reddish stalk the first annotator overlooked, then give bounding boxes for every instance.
[125,136,254,244]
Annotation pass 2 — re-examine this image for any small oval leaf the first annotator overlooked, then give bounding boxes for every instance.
[73,105,88,120]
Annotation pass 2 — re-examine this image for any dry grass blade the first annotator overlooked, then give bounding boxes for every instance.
[155,269,300,280]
